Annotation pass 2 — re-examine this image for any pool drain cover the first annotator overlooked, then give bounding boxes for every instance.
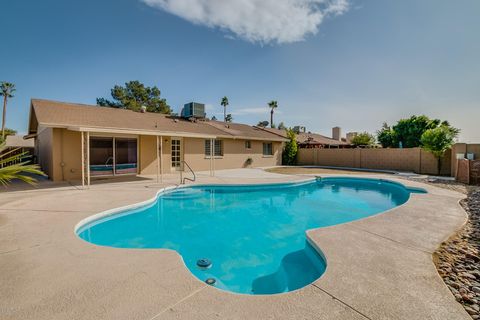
[197,258,212,269]
[205,278,216,285]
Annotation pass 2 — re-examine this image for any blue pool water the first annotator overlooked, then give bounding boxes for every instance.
[76,177,423,295]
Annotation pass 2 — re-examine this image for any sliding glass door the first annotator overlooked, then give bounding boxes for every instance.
[90,137,114,176]
[89,137,138,176]
[115,138,138,174]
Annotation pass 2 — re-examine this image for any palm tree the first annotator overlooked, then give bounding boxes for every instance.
[268,100,278,128]
[0,82,16,140]
[0,141,45,186]
[221,96,229,122]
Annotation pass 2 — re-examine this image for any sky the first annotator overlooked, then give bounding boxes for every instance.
[1,0,479,142]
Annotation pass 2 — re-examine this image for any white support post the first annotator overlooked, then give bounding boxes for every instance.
[86,132,90,187]
[160,136,163,183]
[112,137,116,176]
[156,136,160,183]
[210,138,214,177]
[212,139,215,177]
[81,132,85,188]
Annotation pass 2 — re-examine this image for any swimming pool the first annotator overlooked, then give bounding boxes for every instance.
[76,177,424,295]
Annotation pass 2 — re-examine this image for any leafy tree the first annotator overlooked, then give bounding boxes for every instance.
[393,115,440,148]
[97,81,171,114]
[225,113,233,122]
[1,82,16,140]
[256,121,269,127]
[268,100,278,128]
[278,122,287,130]
[3,128,16,136]
[0,141,45,186]
[282,129,298,165]
[376,122,396,148]
[0,128,17,144]
[211,115,217,121]
[351,132,376,147]
[376,115,456,148]
[421,125,459,175]
[221,96,229,122]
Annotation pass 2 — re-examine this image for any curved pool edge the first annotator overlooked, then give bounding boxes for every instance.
[74,176,425,236]
[74,178,318,234]
[3,172,471,319]
[73,176,425,296]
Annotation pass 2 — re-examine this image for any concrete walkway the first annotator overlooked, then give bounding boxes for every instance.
[0,169,471,319]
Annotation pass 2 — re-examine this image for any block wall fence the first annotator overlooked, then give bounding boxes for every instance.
[296,144,479,176]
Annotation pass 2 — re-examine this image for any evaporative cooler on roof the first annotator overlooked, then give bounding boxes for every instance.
[182,102,206,119]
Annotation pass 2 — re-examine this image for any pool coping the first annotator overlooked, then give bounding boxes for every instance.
[0,170,471,320]
[74,178,317,234]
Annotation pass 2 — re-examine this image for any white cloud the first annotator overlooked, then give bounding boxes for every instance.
[141,0,349,44]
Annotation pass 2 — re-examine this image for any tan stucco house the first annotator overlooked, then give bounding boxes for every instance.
[27,99,285,185]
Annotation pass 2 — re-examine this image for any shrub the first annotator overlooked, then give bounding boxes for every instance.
[421,125,459,175]
[282,129,298,165]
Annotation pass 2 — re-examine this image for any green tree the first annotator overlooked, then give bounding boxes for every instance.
[376,122,396,148]
[351,132,376,147]
[376,115,454,148]
[421,125,459,175]
[0,128,17,144]
[3,128,16,136]
[0,141,45,186]
[97,80,171,114]
[278,122,287,130]
[282,128,298,165]
[268,100,278,128]
[211,115,217,121]
[393,115,440,148]
[225,114,233,123]
[221,96,229,122]
[1,82,16,140]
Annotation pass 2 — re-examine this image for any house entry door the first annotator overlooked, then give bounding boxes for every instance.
[171,138,182,171]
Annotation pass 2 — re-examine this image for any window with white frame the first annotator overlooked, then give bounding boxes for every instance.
[262,142,273,156]
[205,139,224,157]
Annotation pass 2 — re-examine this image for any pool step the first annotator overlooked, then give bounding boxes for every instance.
[162,188,206,200]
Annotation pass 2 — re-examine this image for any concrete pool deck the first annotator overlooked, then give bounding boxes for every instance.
[0,168,471,319]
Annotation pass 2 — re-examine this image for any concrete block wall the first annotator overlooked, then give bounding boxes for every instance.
[297,147,451,175]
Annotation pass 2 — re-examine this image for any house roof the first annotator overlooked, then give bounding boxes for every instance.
[258,127,350,146]
[4,135,34,148]
[205,120,287,141]
[28,99,286,142]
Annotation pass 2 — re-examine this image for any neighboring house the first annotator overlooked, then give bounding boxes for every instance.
[26,99,285,184]
[1,135,35,168]
[4,135,35,149]
[258,127,351,149]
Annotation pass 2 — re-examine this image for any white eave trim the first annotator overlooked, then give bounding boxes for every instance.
[67,126,218,139]
[36,123,286,141]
